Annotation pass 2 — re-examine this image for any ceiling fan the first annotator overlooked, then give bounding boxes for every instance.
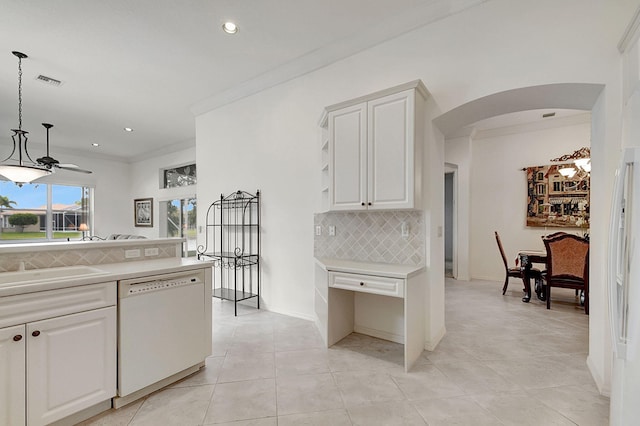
[36,123,93,174]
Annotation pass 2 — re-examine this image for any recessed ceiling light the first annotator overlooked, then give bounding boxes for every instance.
[124,127,134,132]
[92,143,100,147]
[222,22,238,34]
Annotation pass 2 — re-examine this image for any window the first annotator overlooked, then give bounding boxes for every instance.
[162,164,196,188]
[164,198,196,257]
[0,180,92,242]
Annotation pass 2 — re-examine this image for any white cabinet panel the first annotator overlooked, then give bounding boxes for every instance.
[0,324,26,426]
[26,307,116,426]
[329,102,367,210]
[368,90,414,209]
[0,281,116,329]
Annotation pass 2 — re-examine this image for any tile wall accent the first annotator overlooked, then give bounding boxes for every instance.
[314,211,424,265]
[0,243,178,272]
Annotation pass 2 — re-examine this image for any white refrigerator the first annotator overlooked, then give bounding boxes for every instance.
[609,146,640,425]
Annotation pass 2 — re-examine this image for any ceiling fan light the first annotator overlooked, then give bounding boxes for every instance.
[0,164,51,184]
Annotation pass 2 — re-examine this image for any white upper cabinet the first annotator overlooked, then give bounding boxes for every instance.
[322,81,427,211]
[328,102,367,210]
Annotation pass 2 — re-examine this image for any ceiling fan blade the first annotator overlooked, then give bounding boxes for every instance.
[55,164,93,174]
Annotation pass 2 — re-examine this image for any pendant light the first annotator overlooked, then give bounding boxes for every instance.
[0,51,52,185]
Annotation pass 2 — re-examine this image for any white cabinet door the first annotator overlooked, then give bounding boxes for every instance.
[329,102,367,211]
[26,307,116,426]
[368,89,415,210]
[0,324,26,426]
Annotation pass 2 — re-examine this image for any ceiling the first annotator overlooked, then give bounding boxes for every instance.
[0,0,488,164]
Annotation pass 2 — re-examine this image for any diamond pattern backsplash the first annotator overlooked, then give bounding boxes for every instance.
[0,243,178,272]
[314,211,424,265]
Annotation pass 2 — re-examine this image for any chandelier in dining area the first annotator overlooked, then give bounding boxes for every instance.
[551,147,591,179]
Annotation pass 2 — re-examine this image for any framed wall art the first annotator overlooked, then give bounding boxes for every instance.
[134,197,153,227]
[525,163,590,229]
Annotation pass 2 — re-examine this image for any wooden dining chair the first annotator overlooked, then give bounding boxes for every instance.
[495,231,539,295]
[542,233,589,314]
[542,231,568,240]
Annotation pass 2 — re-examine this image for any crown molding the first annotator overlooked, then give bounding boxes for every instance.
[618,4,640,53]
[190,0,487,116]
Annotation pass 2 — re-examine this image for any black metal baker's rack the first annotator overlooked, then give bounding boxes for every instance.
[197,190,260,315]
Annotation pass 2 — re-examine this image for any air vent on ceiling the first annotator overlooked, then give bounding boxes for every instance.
[35,74,63,87]
[542,112,556,118]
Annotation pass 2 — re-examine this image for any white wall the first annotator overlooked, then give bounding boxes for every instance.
[467,117,592,281]
[194,0,638,390]
[128,145,196,239]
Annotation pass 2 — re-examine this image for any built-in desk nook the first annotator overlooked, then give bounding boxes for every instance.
[314,257,426,372]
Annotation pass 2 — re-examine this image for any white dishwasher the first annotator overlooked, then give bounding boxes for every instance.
[118,270,206,397]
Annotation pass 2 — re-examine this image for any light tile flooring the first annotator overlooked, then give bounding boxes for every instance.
[80,278,608,425]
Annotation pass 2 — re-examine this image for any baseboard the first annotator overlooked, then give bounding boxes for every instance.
[50,400,112,426]
[587,355,611,397]
[354,324,404,344]
[424,325,446,351]
[113,362,204,409]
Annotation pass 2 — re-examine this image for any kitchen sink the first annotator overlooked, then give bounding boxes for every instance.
[0,265,109,285]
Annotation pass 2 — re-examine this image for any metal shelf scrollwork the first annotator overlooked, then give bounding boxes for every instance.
[197,190,260,316]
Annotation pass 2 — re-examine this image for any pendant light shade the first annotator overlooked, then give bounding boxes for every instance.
[0,51,52,185]
[0,164,51,183]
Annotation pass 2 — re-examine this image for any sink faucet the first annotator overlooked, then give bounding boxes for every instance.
[17,261,25,272]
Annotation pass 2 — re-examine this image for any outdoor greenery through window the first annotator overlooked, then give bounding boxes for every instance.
[0,180,92,241]
[163,164,196,188]
[166,198,197,257]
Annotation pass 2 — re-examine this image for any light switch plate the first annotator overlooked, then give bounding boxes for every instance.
[401,222,409,238]
[315,225,322,236]
[329,225,336,236]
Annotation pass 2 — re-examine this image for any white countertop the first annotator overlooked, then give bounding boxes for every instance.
[315,257,425,279]
[0,237,184,255]
[0,257,214,297]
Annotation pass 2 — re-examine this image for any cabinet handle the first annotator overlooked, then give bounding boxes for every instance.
[360,282,364,286]
[13,335,22,342]
[31,330,40,337]
[368,202,372,206]
[361,202,365,206]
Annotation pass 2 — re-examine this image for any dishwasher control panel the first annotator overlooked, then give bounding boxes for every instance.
[119,270,205,298]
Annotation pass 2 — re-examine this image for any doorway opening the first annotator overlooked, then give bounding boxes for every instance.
[444,165,457,278]
[162,198,197,257]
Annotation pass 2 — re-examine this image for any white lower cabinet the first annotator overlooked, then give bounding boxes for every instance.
[27,307,116,426]
[0,324,26,426]
[0,282,117,426]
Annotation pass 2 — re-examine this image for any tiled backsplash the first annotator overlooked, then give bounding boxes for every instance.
[0,242,179,272]
[314,211,424,265]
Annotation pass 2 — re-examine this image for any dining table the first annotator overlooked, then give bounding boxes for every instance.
[518,250,547,302]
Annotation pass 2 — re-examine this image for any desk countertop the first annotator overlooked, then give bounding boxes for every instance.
[315,257,425,279]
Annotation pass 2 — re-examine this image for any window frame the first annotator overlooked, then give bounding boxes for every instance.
[0,180,94,243]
